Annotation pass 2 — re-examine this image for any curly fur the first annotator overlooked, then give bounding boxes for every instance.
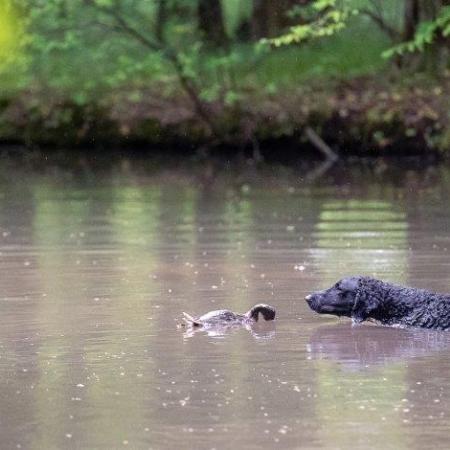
[306,276,450,330]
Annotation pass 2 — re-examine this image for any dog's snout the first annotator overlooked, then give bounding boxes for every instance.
[305,292,321,312]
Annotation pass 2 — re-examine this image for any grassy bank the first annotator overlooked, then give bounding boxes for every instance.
[0,1,448,158]
[1,71,447,159]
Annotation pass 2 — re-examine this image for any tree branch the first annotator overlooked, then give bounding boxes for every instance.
[360,7,400,41]
[305,127,338,162]
[97,6,163,52]
[91,3,221,140]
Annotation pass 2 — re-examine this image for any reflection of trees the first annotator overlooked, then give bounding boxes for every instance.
[4,164,450,448]
[314,359,408,449]
[404,357,450,450]
[179,188,259,432]
[82,184,163,447]
[311,199,408,281]
[309,323,450,370]
[310,325,406,448]
[26,181,165,447]
[169,186,323,442]
[245,190,322,304]
[31,183,94,449]
[398,168,450,449]
[0,179,41,449]
[305,187,412,448]
[308,322,450,449]
[402,167,450,292]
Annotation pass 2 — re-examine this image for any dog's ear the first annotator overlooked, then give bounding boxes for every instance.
[352,287,379,323]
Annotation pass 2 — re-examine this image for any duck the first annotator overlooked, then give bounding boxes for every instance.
[182,303,276,328]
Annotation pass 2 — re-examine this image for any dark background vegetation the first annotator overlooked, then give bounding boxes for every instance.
[1,0,450,159]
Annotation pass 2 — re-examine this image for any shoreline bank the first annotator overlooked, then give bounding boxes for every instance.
[1,76,448,160]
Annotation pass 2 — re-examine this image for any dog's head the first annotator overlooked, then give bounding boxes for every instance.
[305,276,381,322]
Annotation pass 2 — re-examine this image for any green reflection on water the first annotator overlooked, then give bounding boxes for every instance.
[315,361,409,449]
[32,184,92,449]
[312,199,408,278]
[4,167,446,449]
[311,197,411,447]
[223,197,254,312]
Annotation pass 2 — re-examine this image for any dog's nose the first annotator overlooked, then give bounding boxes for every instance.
[305,294,312,302]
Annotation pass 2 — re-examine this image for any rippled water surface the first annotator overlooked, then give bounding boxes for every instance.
[2,160,450,449]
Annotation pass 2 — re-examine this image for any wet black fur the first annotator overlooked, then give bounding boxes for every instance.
[306,276,450,330]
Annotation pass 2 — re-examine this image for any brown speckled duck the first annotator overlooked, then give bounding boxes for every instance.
[182,304,276,328]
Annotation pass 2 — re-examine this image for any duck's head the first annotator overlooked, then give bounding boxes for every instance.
[247,304,276,322]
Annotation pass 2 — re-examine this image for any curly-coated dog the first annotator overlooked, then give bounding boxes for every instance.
[306,276,450,330]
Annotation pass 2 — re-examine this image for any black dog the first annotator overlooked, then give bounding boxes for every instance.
[306,276,450,330]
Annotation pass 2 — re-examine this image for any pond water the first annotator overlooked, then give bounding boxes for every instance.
[2,158,450,449]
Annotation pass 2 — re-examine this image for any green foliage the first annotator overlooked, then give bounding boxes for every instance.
[268,0,357,47]
[383,6,450,58]
[253,28,388,89]
[222,0,252,37]
[0,1,29,92]
[2,0,450,150]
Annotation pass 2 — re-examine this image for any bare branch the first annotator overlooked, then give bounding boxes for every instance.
[97,7,163,52]
[82,1,222,141]
[360,6,400,41]
[305,127,338,162]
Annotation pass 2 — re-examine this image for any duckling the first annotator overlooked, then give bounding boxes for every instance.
[182,303,276,328]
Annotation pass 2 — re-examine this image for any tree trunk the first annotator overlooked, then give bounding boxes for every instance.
[403,0,420,40]
[251,0,299,39]
[197,0,228,47]
[430,0,450,71]
[406,1,450,71]
[156,0,167,42]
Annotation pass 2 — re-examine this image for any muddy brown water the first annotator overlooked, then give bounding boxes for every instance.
[2,160,450,449]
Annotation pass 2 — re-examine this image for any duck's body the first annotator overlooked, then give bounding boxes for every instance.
[182,304,276,328]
